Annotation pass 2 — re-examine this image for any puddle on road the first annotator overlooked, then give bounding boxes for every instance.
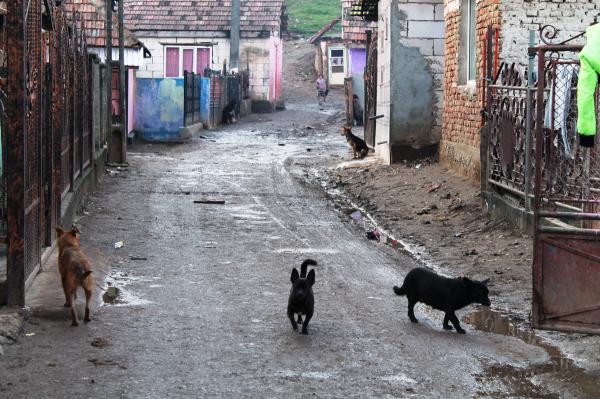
[465,308,600,398]
[101,271,153,307]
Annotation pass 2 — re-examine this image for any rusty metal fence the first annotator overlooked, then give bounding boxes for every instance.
[206,70,242,128]
[183,71,201,126]
[485,25,600,334]
[4,1,100,305]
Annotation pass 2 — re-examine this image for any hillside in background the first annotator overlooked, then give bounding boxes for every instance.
[285,0,342,38]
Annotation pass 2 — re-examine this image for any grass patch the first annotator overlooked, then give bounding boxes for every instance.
[285,0,342,38]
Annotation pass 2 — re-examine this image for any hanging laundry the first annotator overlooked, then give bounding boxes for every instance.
[545,63,578,156]
[577,23,600,147]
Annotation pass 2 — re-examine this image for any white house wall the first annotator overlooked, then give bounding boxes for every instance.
[135,35,276,101]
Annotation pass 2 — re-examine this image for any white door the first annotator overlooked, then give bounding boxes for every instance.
[328,47,346,85]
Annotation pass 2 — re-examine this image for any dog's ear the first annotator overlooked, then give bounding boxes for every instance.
[79,271,92,281]
[290,268,300,283]
[462,277,473,286]
[307,269,315,286]
[55,226,64,236]
[69,228,78,238]
[482,278,490,286]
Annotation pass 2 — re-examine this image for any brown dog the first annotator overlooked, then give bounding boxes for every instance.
[341,126,368,159]
[55,226,93,326]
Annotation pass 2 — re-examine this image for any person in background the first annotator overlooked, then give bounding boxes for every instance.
[316,74,327,107]
[353,94,363,126]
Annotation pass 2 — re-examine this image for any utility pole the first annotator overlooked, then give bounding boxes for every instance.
[230,0,240,71]
[118,0,126,163]
[106,0,113,159]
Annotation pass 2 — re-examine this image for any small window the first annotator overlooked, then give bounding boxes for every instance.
[165,47,180,78]
[182,49,194,74]
[330,48,345,74]
[459,0,477,84]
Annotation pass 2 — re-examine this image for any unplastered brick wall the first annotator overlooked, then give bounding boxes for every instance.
[500,0,600,67]
[240,38,274,100]
[441,0,499,180]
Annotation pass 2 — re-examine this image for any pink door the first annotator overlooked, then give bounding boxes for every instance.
[183,49,194,74]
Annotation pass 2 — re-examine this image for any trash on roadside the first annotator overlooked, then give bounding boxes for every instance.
[304,125,314,130]
[350,210,362,222]
[114,241,124,249]
[306,148,312,152]
[415,164,422,169]
[25,333,35,337]
[193,199,226,205]
[454,232,463,238]
[129,256,147,261]
[91,337,109,348]
[416,207,430,215]
[366,229,380,241]
[427,183,441,193]
[463,249,478,256]
[278,143,285,146]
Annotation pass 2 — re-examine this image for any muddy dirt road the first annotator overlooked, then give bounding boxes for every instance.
[0,40,597,398]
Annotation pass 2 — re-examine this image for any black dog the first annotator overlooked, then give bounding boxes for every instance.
[222,100,237,124]
[393,267,490,334]
[288,259,317,335]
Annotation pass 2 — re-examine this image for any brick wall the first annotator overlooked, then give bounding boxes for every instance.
[441,0,600,180]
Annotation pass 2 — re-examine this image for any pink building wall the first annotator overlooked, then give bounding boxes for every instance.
[128,69,136,135]
[268,36,283,103]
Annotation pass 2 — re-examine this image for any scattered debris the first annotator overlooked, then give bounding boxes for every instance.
[463,249,478,256]
[102,287,122,304]
[350,210,362,222]
[193,199,226,205]
[91,337,109,348]
[114,241,124,249]
[416,207,430,215]
[25,333,35,337]
[304,125,314,130]
[415,164,422,169]
[88,358,127,370]
[129,256,147,261]
[278,143,286,146]
[454,232,463,238]
[306,148,312,152]
[427,183,441,193]
[366,229,380,241]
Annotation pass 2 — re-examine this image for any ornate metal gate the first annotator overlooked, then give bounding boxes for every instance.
[485,25,600,333]
[364,33,377,148]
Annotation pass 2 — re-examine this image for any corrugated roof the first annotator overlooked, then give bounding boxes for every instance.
[63,0,142,48]
[124,0,284,34]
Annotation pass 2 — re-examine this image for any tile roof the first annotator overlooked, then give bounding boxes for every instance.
[62,0,142,48]
[124,0,284,34]
[341,0,377,43]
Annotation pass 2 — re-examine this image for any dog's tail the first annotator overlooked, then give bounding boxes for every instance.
[300,259,318,278]
[393,285,406,296]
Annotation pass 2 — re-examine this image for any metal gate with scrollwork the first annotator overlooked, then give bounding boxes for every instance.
[485,25,600,334]
[5,1,97,306]
[364,33,377,148]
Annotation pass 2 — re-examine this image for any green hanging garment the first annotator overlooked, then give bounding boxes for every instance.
[577,23,600,147]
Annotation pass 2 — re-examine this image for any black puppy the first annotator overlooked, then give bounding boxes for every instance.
[222,100,237,124]
[288,259,317,335]
[393,267,490,334]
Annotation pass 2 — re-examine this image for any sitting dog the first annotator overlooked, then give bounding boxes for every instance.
[288,259,317,335]
[222,100,237,124]
[56,226,93,326]
[341,126,368,159]
[393,267,490,334]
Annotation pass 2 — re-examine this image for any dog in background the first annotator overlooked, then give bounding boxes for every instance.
[393,267,490,334]
[288,259,317,335]
[341,126,368,159]
[56,226,93,326]
[222,100,237,124]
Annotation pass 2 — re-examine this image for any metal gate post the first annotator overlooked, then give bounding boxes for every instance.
[5,0,26,306]
[524,30,535,212]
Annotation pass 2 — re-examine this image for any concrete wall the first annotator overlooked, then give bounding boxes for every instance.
[375,0,393,163]
[376,0,444,163]
[135,34,283,104]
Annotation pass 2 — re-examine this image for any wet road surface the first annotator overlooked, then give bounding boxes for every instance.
[0,103,592,398]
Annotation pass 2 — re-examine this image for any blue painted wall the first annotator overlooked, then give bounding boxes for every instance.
[135,78,184,142]
[200,77,210,127]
